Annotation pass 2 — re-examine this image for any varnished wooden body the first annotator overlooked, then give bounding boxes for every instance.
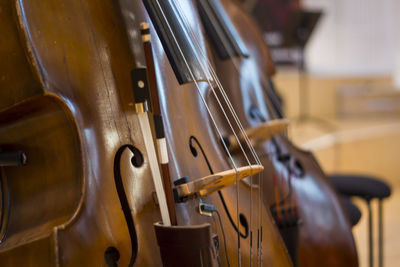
[0,95,83,264]
[209,0,359,266]
[0,0,164,265]
[0,0,294,266]
[119,0,292,266]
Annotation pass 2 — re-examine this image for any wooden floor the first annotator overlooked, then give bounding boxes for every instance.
[274,70,400,266]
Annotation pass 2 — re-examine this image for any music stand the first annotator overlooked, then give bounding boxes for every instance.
[282,10,322,49]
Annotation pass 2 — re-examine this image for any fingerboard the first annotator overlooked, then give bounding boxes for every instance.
[143,0,209,84]
[197,0,249,60]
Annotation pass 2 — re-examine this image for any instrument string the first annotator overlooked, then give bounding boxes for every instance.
[156,1,276,265]
[178,0,262,164]
[184,1,267,264]
[196,3,300,262]
[154,0,247,264]
[171,1,268,265]
[253,106,292,219]
[171,1,260,168]
[213,209,230,267]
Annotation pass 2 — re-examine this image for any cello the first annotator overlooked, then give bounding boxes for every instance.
[194,0,359,266]
[0,0,291,266]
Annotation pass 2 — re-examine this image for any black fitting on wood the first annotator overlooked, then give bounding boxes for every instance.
[0,151,27,167]
[173,176,190,203]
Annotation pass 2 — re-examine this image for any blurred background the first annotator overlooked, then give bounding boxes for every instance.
[238,0,400,266]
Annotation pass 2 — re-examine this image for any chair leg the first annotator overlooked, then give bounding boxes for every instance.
[378,199,383,267]
[367,199,373,267]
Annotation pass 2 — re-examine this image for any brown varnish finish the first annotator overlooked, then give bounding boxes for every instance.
[119,0,292,266]
[0,0,165,265]
[0,0,292,266]
[209,0,359,266]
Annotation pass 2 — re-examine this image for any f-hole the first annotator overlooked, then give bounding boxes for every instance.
[113,145,143,267]
[105,246,120,267]
[189,136,249,238]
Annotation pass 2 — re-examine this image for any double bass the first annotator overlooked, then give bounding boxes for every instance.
[120,0,293,265]
[195,0,358,266]
[0,0,165,265]
[0,0,292,265]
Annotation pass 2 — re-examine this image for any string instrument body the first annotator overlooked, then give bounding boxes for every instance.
[118,0,292,266]
[207,0,358,266]
[0,0,293,265]
[0,0,165,265]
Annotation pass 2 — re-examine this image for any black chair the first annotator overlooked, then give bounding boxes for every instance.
[329,174,391,267]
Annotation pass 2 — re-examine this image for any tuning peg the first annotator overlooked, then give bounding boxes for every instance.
[224,119,289,153]
[173,164,263,201]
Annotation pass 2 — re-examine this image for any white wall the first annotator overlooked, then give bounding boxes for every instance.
[302,0,398,81]
[394,1,400,88]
